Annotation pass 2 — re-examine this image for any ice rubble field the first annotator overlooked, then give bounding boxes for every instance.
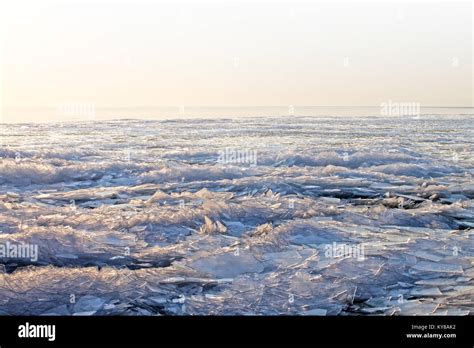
[0,115,473,316]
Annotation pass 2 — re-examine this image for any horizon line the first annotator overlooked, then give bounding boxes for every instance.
[4,105,474,109]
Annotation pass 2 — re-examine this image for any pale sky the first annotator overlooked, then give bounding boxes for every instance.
[0,0,472,121]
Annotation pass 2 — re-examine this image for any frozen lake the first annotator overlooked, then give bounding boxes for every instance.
[0,114,473,315]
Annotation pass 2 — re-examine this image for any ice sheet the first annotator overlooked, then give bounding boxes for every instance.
[0,116,473,315]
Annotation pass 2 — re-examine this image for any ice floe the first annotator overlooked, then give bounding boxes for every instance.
[0,116,472,315]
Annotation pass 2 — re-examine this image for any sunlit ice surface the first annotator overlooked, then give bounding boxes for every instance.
[0,114,473,315]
